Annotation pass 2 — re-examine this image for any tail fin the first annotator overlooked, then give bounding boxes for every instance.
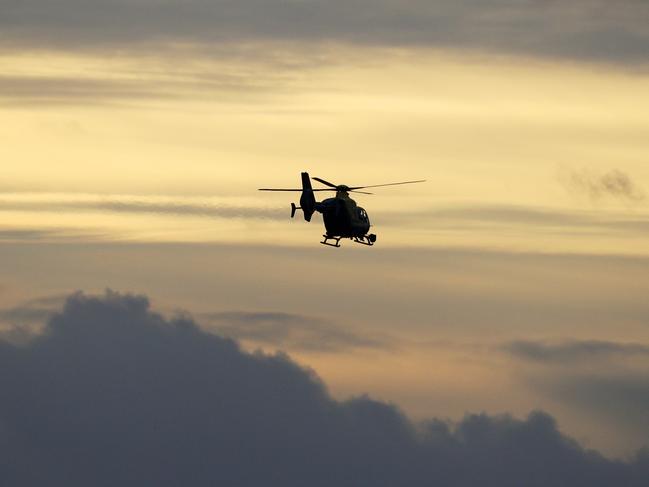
[299,172,316,221]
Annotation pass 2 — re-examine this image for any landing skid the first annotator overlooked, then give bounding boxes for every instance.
[320,234,376,248]
[352,235,374,246]
[321,235,342,247]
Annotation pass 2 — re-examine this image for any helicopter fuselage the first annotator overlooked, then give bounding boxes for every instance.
[316,191,370,238]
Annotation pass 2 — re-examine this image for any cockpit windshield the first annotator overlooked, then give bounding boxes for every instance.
[357,207,369,223]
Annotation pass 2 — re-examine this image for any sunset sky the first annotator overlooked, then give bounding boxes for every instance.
[1,1,649,483]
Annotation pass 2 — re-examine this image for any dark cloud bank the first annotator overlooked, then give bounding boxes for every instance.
[2,0,648,64]
[1,291,647,486]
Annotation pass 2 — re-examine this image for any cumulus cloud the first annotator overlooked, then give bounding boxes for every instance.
[1,1,648,64]
[201,310,387,352]
[0,290,647,486]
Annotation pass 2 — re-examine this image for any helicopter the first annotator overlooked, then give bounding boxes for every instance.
[259,172,425,247]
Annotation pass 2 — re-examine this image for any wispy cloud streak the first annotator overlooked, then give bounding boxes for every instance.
[0,194,286,220]
[565,169,646,203]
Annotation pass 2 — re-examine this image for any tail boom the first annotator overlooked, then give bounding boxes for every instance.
[298,172,316,221]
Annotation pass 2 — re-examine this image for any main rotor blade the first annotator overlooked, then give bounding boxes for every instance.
[312,177,338,188]
[350,190,374,195]
[258,188,333,192]
[349,179,426,190]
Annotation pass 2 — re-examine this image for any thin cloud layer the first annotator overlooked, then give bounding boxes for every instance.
[0,75,173,105]
[1,1,648,64]
[504,340,649,363]
[378,204,649,237]
[0,227,104,243]
[0,290,647,486]
[0,66,294,105]
[503,338,649,453]
[0,294,68,343]
[0,228,61,241]
[0,295,64,326]
[551,374,649,432]
[202,310,386,352]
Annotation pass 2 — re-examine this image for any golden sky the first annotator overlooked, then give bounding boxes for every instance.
[1,1,649,461]
[2,47,648,253]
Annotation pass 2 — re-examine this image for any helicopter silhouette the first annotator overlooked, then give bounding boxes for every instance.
[259,172,425,247]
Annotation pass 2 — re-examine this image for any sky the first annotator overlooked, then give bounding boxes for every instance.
[1,1,649,483]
